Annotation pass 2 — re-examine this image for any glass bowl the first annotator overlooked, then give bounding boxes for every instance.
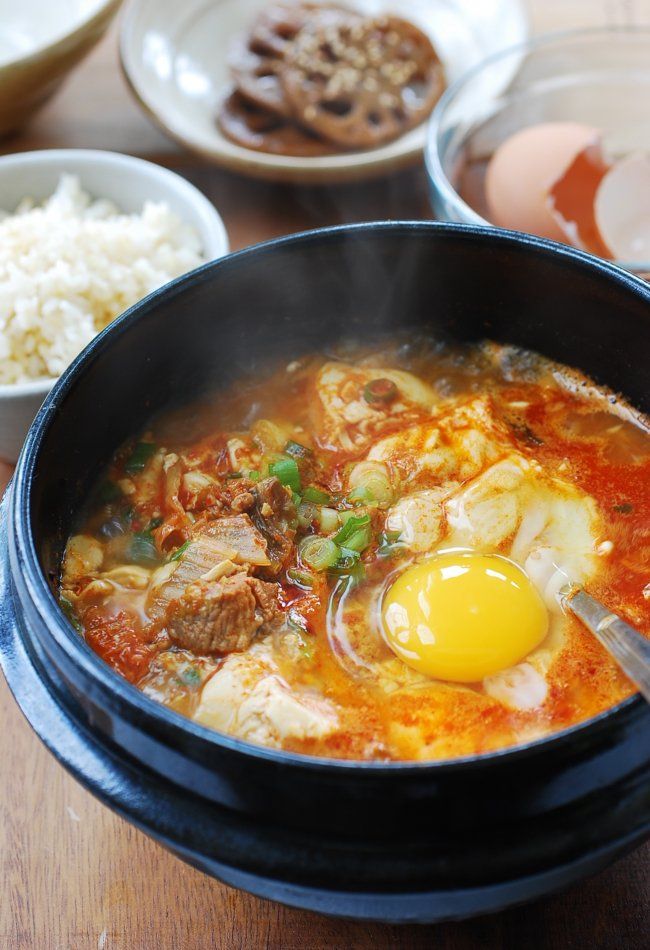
[425,27,650,276]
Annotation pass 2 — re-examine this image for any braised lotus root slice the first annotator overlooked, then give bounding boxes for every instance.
[228,34,292,117]
[281,15,445,148]
[218,91,338,157]
[228,3,357,118]
[249,3,305,57]
[249,1,354,58]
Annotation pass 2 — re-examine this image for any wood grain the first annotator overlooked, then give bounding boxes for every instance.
[1,2,649,947]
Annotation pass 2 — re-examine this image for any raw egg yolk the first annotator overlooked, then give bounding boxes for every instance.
[381,552,548,682]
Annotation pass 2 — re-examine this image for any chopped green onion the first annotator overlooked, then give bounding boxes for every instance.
[343,525,372,553]
[248,469,260,482]
[348,561,366,586]
[170,539,190,562]
[382,530,402,544]
[285,439,312,460]
[225,471,243,479]
[318,506,340,533]
[297,501,317,528]
[60,595,83,633]
[178,666,201,687]
[338,509,359,526]
[299,535,340,572]
[129,531,159,566]
[382,531,402,544]
[347,486,374,506]
[125,441,157,474]
[363,378,398,405]
[333,513,371,547]
[329,561,366,587]
[303,486,332,505]
[269,457,301,492]
[287,567,315,587]
[337,547,361,567]
[377,530,404,559]
[348,462,392,506]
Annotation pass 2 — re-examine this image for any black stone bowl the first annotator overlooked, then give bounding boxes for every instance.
[1,223,649,923]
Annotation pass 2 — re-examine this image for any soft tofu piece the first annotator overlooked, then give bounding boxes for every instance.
[515,490,602,610]
[385,488,447,552]
[446,453,602,609]
[483,662,548,711]
[369,396,510,486]
[445,455,529,548]
[311,361,436,452]
[194,640,339,746]
[369,423,457,484]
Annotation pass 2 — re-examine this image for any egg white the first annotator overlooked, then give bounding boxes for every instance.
[332,394,606,712]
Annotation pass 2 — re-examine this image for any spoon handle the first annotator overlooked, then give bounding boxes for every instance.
[565,589,650,704]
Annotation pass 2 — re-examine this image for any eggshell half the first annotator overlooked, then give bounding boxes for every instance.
[594,154,650,262]
[547,142,611,257]
[485,122,600,241]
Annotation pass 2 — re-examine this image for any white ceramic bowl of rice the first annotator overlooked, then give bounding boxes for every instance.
[0,149,229,463]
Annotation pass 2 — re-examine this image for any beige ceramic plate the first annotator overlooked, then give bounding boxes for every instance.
[120,0,528,183]
[0,0,122,135]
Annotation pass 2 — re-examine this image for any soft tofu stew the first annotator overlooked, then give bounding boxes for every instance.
[60,341,650,761]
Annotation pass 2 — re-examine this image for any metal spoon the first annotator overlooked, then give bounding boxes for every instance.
[560,585,650,703]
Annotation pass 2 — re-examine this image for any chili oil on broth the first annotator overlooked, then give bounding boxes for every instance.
[59,339,650,761]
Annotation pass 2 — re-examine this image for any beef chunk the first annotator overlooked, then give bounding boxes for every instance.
[251,476,296,575]
[231,491,255,513]
[167,572,281,655]
[147,501,289,652]
[148,514,270,621]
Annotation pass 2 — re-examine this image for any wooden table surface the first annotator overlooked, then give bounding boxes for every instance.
[1,2,649,947]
